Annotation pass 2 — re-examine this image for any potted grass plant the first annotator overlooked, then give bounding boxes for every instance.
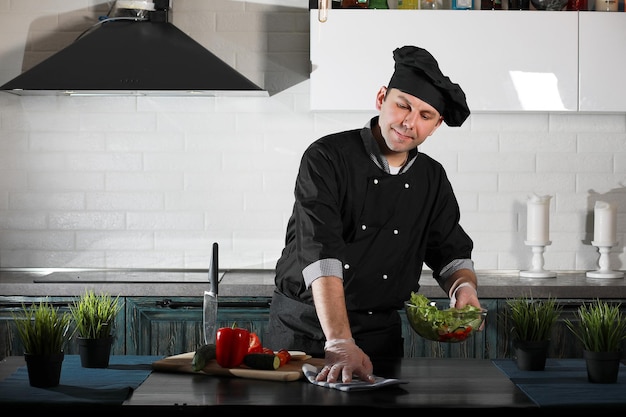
[12,299,72,387]
[504,294,562,371]
[564,299,626,383]
[70,289,122,368]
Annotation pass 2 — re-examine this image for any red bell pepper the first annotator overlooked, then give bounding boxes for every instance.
[215,326,250,368]
[248,332,263,354]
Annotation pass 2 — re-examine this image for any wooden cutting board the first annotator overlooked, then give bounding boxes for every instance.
[152,351,325,382]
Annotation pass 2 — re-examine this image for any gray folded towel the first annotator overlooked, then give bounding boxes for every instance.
[301,363,408,392]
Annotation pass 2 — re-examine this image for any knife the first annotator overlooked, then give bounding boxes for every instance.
[203,242,219,345]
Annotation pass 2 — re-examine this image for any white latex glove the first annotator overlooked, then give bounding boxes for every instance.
[315,338,375,383]
[449,282,477,308]
[450,282,484,330]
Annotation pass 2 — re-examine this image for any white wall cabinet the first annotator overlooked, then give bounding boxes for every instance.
[579,12,626,112]
[311,10,612,113]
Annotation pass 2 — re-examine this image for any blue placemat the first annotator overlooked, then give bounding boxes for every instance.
[492,358,626,407]
[0,355,163,404]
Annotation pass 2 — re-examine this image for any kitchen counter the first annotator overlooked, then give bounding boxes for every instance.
[1,268,626,299]
[128,356,538,411]
[0,354,536,412]
[136,356,626,410]
[3,354,625,412]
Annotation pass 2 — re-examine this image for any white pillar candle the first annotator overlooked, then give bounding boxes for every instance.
[593,201,617,244]
[526,194,551,243]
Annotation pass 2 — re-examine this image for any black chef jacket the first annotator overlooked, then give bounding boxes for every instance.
[265,118,473,358]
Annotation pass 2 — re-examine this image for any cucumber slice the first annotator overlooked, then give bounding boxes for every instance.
[243,353,280,370]
[192,343,217,371]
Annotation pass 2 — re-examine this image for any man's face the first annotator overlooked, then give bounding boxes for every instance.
[375,87,443,154]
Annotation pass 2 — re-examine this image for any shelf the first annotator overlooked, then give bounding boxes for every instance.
[311,10,626,112]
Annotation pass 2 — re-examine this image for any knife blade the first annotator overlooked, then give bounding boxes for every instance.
[203,242,219,345]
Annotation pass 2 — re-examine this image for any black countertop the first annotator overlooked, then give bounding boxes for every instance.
[3,354,625,413]
[1,354,538,412]
[127,356,538,410]
[1,268,626,299]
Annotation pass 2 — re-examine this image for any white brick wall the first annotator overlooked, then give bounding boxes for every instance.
[0,0,625,275]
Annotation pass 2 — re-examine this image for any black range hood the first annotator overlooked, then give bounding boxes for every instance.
[0,9,267,97]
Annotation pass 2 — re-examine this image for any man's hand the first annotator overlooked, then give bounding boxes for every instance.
[315,338,375,383]
[451,283,483,330]
[451,282,479,308]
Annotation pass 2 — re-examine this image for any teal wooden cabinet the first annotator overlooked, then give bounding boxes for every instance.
[126,297,497,358]
[0,295,498,359]
[124,296,498,359]
[400,298,498,359]
[5,295,621,360]
[0,295,125,359]
[124,296,271,356]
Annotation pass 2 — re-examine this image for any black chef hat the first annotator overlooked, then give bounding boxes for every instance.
[387,46,470,127]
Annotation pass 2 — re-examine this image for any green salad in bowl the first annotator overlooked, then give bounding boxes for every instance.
[404,292,487,343]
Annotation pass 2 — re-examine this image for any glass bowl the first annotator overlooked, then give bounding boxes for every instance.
[404,300,487,343]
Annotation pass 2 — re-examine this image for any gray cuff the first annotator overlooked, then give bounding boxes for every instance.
[303,258,344,288]
[439,259,475,281]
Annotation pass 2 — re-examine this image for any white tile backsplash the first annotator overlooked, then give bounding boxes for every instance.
[1,1,626,273]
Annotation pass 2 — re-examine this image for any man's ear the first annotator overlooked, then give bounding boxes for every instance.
[375,86,387,110]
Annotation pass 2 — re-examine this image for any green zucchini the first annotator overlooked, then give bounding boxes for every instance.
[191,343,217,371]
[243,353,280,370]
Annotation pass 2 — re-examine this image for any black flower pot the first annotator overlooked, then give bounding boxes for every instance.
[78,336,113,368]
[513,340,550,371]
[583,350,621,383]
[24,352,64,387]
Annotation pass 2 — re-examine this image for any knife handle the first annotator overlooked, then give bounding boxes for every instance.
[209,242,219,295]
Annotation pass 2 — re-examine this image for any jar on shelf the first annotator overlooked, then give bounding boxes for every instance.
[421,0,445,7]
[452,0,474,9]
[481,0,503,8]
[341,0,370,7]
[509,0,530,8]
[398,0,420,7]
[594,0,617,10]
[369,0,390,7]
[566,0,587,9]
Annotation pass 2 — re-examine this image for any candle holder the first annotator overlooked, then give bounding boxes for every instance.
[520,241,557,278]
[586,241,624,279]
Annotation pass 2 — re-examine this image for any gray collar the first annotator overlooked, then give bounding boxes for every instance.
[361,116,417,174]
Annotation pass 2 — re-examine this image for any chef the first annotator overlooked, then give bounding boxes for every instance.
[265,45,481,383]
